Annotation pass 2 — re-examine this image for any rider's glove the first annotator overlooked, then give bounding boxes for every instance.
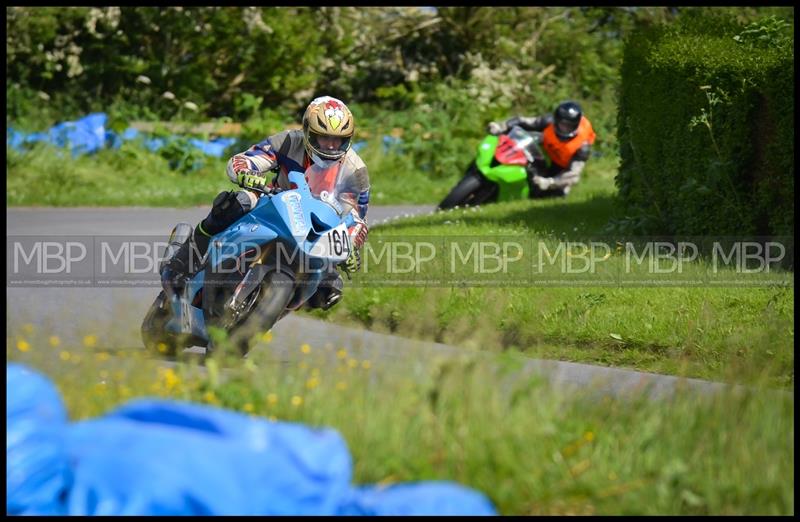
[236,170,267,190]
[532,175,554,191]
[348,214,369,250]
[487,121,505,135]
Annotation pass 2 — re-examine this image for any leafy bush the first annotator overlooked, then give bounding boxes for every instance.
[616,10,794,236]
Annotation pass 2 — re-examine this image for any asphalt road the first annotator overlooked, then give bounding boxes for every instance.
[7,206,753,400]
[7,205,436,236]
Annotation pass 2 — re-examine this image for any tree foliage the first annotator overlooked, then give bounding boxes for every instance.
[7,6,791,166]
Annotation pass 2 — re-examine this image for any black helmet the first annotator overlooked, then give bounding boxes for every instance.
[553,101,582,140]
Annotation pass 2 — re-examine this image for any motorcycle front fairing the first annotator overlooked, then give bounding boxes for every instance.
[474,133,529,200]
[165,269,208,340]
[163,198,287,341]
[165,170,353,341]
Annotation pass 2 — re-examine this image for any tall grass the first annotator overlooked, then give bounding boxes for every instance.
[7,329,794,515]
[6,138,462,207]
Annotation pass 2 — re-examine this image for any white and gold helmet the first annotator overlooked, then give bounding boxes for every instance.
[302,96,355,162]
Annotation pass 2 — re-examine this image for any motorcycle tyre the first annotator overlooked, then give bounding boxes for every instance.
[227,271,295,357]
[438,163,498,210]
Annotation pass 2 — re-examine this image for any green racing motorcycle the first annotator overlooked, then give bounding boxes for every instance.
[438,126,549,210]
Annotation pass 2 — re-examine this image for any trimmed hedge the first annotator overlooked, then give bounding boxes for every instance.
[615,11,793,237]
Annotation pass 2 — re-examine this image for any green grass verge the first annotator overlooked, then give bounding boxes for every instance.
[7,142,233,207]
[6,139,458,207]
[308,156,794,387]
[7,335,794,515]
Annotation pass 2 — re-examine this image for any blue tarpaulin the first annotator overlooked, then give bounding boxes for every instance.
[6,363,496,516]
[7,113,402,162]
[6,113,237,161]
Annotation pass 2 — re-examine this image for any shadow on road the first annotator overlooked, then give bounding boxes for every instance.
[381,194,620,239]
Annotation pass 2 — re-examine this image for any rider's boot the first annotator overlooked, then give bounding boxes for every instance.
[160,227,211,293]
[306,271,344,311]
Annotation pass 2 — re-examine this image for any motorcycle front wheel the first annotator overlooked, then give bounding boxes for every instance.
[141,290,182,358]
[227,271,295,356]
[438,163,498,210]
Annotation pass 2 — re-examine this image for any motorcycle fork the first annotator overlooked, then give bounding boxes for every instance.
[180,285,194,334]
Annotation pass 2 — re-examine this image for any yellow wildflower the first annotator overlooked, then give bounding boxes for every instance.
[584,431,595,442]
[306,377,319,390]
[300,343,311,354]
[59,351,71,361]
[336,348,348,359]
[347,358,358,369]
[162,368,180,390]
[83,335,97,348]
[361,360,371,370]
[48,336,60,347]
[261,331,273,343]
[267,393,278,406]
[243,403,255,413]
[291,395,303,407]
[16,339,31,352]
[95,352,110,362]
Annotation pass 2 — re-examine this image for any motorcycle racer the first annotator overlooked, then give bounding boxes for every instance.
[487,101,596,197]
[162,96,370,311]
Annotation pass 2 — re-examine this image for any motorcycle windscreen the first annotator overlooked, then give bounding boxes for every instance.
[493,134,529,166]
[304,162,359,218]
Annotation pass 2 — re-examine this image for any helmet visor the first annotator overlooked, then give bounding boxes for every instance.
[309,131,351,158]
[555,119,579,138]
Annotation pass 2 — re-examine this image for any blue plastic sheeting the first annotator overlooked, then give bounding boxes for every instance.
[351,140,368,153]
[6,364,71,516]
[350,135,403,155]
[8,113,402,160]
[6,113,237,160]
[7,363,496,516]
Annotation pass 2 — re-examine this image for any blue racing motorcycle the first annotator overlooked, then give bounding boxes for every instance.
[141,165,360,357]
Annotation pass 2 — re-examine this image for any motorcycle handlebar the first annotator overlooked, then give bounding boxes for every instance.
[248,186,281,197]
